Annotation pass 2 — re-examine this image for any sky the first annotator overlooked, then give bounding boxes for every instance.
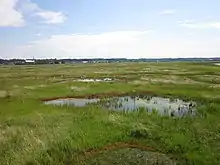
[0,0,220,59]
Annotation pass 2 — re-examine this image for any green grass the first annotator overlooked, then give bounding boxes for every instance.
[0,62,220,165]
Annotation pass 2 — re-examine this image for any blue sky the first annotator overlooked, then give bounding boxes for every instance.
[0,0,220,59]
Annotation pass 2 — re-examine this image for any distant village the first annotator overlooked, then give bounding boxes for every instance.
[0,58,220,65]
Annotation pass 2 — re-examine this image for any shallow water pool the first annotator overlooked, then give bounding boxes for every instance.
[44,95,196,117]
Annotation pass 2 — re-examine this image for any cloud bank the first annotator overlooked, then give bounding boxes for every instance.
[1,30,219,59]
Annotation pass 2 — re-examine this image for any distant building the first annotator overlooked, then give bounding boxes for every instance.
[82,61,88,64]
[25,59,36,64]
[14,60,25,65]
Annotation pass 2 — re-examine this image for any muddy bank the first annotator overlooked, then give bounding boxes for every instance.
[83,142,156,158]
[40,91,155,102]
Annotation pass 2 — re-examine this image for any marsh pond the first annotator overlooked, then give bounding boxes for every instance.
[44,95,196,117]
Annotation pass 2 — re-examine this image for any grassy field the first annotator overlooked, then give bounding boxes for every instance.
[0,62,220,165]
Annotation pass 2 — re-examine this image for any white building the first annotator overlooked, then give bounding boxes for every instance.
[25,59,35,64]
[82,61,88,64]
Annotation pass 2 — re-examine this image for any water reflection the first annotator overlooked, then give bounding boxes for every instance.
[44,96,196,117]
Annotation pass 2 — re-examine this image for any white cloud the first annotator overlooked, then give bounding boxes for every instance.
[178,20,195,24]
[2,30,219,59]
[209,22,220,28]
[19,0,67,24]
[35,11,66,24]
[179,20,220,29]
[18,0,40,14]
[159,9,176,15]
[186,32,194,36]
[0,0,25,27]
[0,0,67,27]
